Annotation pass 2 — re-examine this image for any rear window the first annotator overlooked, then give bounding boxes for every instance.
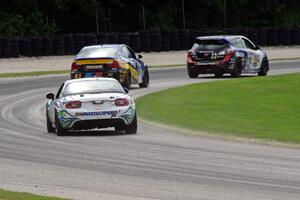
[63,79,125,95]
[76,47,118,59]
[193,39,228,50]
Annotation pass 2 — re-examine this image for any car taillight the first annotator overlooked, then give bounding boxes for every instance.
[222,50,234,62]
[71,62,80,71]
[108,60,120,68]
[187,51,195,63]
[115,98,129,106]
[66,101,81,109]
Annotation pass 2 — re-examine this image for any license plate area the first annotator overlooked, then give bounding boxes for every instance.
[197,62,216,65]
[85,65,103,70]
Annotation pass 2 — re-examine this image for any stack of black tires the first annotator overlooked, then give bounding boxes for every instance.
[1,27,300,58]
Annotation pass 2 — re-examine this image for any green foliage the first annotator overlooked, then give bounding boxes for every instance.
[26,9,59,36]
[0,11,26,37]
[145,0,177,31]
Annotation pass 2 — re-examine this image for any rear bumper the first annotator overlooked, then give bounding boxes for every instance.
[71,118,126,130]
[71,70,127,84]
[187,62,236,74]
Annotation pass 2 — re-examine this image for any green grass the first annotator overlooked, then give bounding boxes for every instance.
[0,70,69,78]
[136,73,300,144]
[0,189,70,200]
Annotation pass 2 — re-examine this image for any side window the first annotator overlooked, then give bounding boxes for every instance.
[236,38,245,48]
[122,47,130,58]
[230,39,240,48]
[242,38,256,50]
[127,47,137,59]
[56,83,64,99]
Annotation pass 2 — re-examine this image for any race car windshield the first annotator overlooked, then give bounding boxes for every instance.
[193,39,228,50]
[76,47,118,59]
[63,80,125,95]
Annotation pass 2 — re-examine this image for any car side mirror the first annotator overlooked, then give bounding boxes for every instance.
[46,93,54,100]
[123,87,129,94]
[138,54,143,59]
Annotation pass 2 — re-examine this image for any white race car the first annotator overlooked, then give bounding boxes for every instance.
[46,78,137,136]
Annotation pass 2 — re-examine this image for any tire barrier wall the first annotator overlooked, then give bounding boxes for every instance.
[1,27,300,58]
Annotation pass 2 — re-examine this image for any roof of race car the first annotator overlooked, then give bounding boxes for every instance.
[64,77,119,84]
[196,35,245,41]
[81,44,125,49]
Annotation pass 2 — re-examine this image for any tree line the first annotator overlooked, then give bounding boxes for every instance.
[0,0,299,37]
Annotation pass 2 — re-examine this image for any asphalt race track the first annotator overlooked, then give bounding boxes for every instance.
[0,61,300,200]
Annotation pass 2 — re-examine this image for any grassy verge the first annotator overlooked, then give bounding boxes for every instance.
[0,188,70,200]
[0,70,69,78]
[136,73,300,144]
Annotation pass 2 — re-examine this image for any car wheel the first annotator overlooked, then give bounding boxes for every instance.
[231,60,243,78]
[123,70,132,89]
[258,58,269,76]
[125,113,137,134]
[55,112,68,136]
[139,70,149,88]
[46,110,55,133]
[187,67,198,78]
[114,125,124,132]
[214,72,224,78]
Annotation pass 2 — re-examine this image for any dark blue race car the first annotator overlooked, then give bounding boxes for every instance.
[187,35,269,78]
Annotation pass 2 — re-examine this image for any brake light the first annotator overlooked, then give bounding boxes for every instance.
[222,50,234,63]
[71,62,80,71]
[115,98,129,106]
[66,101,81,109]
[187,51,195,64]
[108,60,120,68]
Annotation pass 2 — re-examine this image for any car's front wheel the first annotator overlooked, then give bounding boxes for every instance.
[139,70,149,88]
[125,113,137,134]
[258,58,269,76]
[55,113,68,136]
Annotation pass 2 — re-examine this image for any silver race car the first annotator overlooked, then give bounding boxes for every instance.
[187,35,269,78]
[46,78,137,136]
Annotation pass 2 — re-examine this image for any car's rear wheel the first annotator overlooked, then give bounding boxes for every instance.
[231,60,243,78]
[258,58,269,76]
[46,110,55,133]
[55,113,68,136]
[125,113,137,134]
[214,72,224,78]
[123,70,132,89]
[139,70,149,88]
[187,66,198,78]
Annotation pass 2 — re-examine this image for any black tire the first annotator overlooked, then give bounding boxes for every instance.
[187,67,198,78]
[46,110,55,133]
[139,70,149,88]
[123,70,132,89]
[258,58,269,76]
[125,113,137,134]
[55,113,68,136]
[214,72,224,78]
[231,60,243,78]
[114,125,124,132]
